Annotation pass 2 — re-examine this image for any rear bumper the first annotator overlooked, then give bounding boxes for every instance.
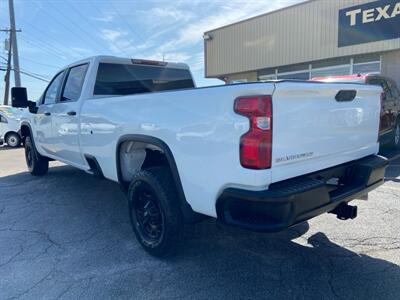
[217,155,388,232]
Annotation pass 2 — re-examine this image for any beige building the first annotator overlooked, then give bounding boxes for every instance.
[204,0,400,86]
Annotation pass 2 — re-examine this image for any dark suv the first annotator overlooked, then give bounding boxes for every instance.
[312,74,400,149]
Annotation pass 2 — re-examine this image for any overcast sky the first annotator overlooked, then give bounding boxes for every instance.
[0,0,303,100]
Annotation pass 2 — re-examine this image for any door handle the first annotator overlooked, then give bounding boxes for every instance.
[44,112,51,116]
[67,111,77,116]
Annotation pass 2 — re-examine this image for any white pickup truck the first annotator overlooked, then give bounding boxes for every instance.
[12,56,387,257]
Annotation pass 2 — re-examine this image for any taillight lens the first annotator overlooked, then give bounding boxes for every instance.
[234,95,272,169]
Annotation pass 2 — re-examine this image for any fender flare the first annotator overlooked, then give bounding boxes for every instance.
[20,122,37,147]
[116,134,199,222]
[20,121,33,137]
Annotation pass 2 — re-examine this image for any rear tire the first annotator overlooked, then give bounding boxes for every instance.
[391,121,400,150]
[25,136,49,176]
[6,132,21,148]
[128,167,184,257]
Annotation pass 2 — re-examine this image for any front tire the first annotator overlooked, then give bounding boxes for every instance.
[128,167,184,257]
[25,136,49,176]
[6,132,21,148]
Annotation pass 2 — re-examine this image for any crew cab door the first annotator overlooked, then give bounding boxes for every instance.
[34,70,66,155]
[51,63,88,167]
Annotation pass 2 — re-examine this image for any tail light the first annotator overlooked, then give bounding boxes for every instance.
[234,95,272,169]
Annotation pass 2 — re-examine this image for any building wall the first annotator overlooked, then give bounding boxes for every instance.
[205,0,400,78]
[381,50,400,87]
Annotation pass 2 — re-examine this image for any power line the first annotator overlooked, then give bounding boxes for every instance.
[1,65,49,80]
[65,0,131,56]
[19,36,68,61]
[0,66,50,82]
[19,57,60,70]
[19,2,101,58]
[19,20,72,57]
[21,34,67,59]
[20,9,101,54]
[46,1,108,54]
[0,64,50,81]
[20,68,51,80]
[88,0,146,57]
[18,69,49,82]
[108,1,146,44]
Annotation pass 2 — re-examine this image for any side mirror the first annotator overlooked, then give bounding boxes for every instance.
[11,87,28,108]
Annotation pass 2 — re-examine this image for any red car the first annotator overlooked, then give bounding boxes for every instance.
[312,74,400,150]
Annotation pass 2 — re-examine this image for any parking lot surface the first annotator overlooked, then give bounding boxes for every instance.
[0,147,399,299]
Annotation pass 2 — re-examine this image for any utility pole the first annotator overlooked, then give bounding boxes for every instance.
[3,36,12,105]
[8,0,21,87]
[1,28,21,105]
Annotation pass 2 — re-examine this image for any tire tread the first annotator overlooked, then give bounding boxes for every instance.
[128,166,184,257]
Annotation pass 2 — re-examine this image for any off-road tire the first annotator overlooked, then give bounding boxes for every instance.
[128,167,184,257]
[25,136,49,176]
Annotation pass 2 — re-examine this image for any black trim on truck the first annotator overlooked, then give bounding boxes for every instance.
[20,122,33,143]
[216,155,388,232]
[84,154,104,178]
[116,134,199,223]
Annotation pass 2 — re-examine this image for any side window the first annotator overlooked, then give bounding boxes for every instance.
[0,114,8,123]
[43,71,65,104]
[61,64,88,102]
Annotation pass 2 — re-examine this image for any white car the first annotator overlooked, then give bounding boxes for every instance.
[0,106,23,148]
[12,56,387,257]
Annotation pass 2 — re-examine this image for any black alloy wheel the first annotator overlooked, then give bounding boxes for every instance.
[131,180,165,247]
[128,167,184,257]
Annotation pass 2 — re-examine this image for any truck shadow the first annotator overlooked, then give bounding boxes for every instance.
[0,165,399,299]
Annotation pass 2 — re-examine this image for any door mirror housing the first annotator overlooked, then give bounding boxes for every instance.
[11,87,28,108]
[28,101,38,114]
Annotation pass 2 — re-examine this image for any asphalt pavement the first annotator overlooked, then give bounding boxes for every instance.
[0,147,399,299]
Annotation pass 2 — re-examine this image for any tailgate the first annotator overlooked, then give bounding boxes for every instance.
[271,81,381,183]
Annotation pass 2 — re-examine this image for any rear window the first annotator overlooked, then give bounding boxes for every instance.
[94,63,195,96]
